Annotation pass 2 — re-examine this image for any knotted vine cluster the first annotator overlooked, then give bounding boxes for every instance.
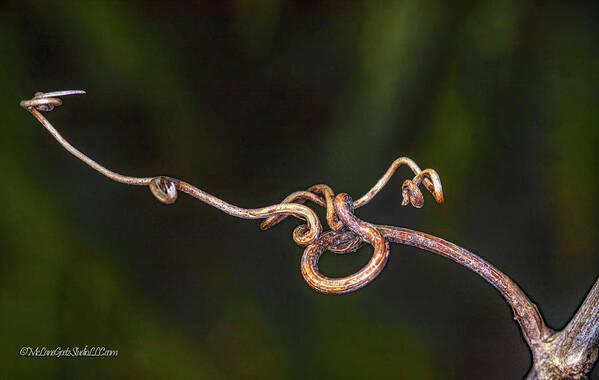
[17,90,537,303]
[15,89,532,300]
[20,90,446,295]
[21,90,599,379]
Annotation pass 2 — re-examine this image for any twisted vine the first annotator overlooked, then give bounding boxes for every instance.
[21,90,599,379]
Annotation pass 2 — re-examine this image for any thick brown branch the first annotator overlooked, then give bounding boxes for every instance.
[557,277,599,366]
[528,277,599,379]
[376,225,553,346]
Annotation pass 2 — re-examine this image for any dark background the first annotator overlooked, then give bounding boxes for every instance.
[1,1,598,379]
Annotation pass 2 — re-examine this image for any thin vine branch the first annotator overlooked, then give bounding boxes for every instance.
[20,90,599,379]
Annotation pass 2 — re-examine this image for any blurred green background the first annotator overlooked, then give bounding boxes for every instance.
[1,1,598,379]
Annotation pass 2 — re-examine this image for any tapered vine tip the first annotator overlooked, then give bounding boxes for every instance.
[20,89,86,111]
[35,90,86,98]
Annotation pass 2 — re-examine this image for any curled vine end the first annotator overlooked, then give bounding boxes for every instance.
[20,90,86,111]
[150,177,178,204]
[292,222,323,246]
[401,180,425,208]
[401,168,445,208]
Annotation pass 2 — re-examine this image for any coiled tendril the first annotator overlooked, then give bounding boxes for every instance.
[20,89,448,294]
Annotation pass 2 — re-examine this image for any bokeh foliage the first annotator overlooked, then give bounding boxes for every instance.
[1,1,598,379]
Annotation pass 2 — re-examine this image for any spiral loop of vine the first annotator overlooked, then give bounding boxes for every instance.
[20,89,444,293]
